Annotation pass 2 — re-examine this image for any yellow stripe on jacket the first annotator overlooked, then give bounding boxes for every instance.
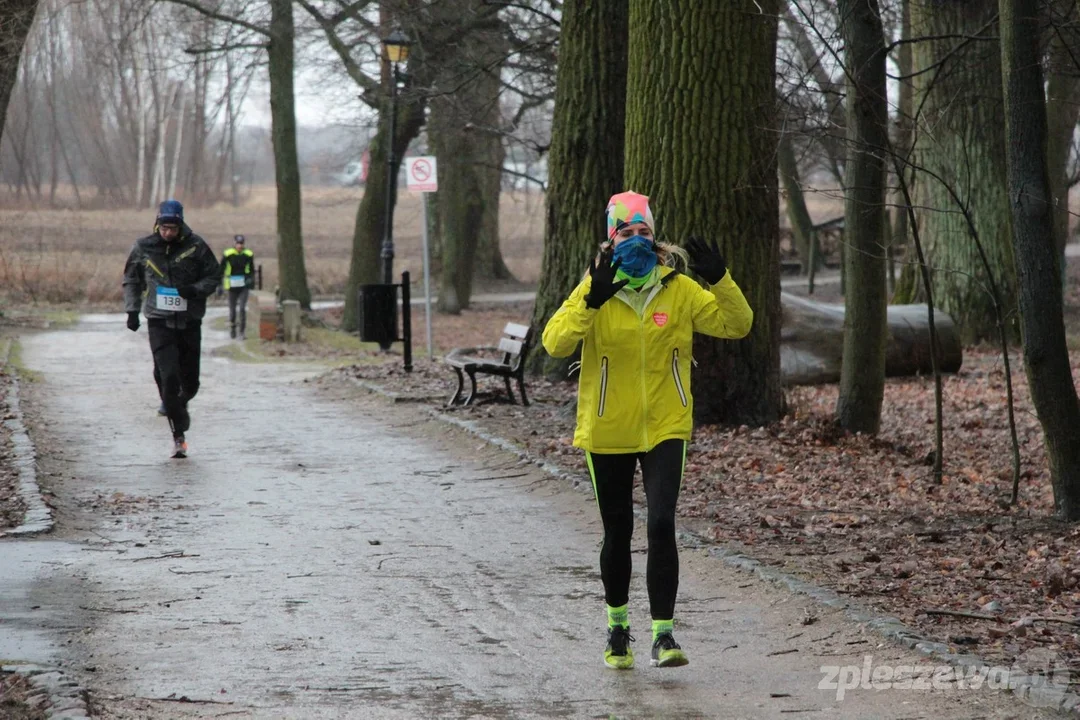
[542,266,752,454]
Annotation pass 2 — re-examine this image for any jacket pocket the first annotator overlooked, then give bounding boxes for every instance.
[598,356,609,417]
[672,349,688,408]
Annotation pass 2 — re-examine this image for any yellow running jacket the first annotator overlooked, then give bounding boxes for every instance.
[542,266,753,453]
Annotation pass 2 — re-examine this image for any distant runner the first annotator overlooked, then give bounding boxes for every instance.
[220,234,255,340]
[542,191,753,670]
[123,200,220,458]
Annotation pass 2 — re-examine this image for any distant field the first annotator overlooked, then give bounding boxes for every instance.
[0,186,548,305]
[0,184,858,306]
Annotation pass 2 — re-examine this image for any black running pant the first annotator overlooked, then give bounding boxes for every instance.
[148,320,202,434]
[228,287,249,335]
[586,439,686,620]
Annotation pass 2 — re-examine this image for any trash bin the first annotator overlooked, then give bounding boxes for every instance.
[358,283,398,347]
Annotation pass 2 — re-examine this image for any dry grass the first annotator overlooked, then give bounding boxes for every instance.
[0,186,546,305]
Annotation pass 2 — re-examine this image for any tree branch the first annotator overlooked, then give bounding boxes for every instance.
[296,0,380,99]
[184,42,269,55]
[324,0,376,26]
[156,0,270,38]
[482,0,560,27]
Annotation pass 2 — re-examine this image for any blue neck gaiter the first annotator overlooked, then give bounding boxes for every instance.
[612,235,658,278]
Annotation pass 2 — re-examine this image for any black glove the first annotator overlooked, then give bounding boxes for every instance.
[584,251,629,309]
[687,236,728,285]
[177,285,198,299]
[126,312,140,332]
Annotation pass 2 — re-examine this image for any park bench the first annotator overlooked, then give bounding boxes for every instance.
[445,322,534,407]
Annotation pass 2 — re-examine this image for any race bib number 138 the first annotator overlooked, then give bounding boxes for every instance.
[156,287,188,312]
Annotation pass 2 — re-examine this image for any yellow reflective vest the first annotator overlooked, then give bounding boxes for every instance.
[222,248,254,290]
[542,266,753,454]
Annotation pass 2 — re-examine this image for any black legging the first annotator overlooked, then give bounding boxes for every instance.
[149,320,202,434]
[586,439,686,620]
[228,287,249,335]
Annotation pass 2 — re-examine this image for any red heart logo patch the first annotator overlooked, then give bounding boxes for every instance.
[653,312,668,327]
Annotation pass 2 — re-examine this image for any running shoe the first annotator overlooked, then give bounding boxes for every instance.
[171,435,188,459]
[604,626,635,670]
[651,632,688,668]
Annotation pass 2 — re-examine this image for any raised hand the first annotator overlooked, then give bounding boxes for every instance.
[584,251,630,309]
[686,236,728,285]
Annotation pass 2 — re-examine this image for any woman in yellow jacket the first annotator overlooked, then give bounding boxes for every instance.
[542,191,753,670]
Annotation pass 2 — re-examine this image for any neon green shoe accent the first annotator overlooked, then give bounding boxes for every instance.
[604,626,635,670]
[651,632,688,668]
[607,604,629,629]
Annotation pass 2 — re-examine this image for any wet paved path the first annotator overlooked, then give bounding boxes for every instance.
[1,315,1053,719]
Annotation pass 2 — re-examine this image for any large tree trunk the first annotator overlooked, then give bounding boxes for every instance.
[625,0,782,426]
[433,16,507,314]
[1000,0,1080,520]
[0,0,39,146]
[433,112,486,314]
[529,0,628,377]
[836,0,889,433]
[268,0,310,307]
[782,293,961,385]
[896,0,1016,344]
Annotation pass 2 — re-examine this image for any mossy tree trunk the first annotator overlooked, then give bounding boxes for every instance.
[625,0,782,426]
[900,0,1016,344]
[835,0,888,434]
[529,0,628,377]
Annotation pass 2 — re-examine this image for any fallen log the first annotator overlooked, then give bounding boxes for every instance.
[780,292,963,386]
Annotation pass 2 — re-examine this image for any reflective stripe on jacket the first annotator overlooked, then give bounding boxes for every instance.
[221,248,255,290]
[542,266,753,454]
[122,225,221,328]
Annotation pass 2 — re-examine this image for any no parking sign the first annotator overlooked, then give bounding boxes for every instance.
[405,156,438,193]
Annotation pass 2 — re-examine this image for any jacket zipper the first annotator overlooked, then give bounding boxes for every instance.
[672,348,688,407]
[597,356,609,417]
[640,314,649,448]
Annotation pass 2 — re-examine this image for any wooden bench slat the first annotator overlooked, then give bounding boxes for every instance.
[503,322,530,339]
[497,337,523,355]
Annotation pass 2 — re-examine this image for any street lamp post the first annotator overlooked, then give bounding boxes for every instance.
[380,29,412,286]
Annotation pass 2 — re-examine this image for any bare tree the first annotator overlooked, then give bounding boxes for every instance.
[161,0,311,307]
[835,0,888,433]
[1000,0,1080,519]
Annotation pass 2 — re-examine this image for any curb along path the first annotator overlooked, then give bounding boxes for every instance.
[346,375,1080,715]
[1,338,90,720]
